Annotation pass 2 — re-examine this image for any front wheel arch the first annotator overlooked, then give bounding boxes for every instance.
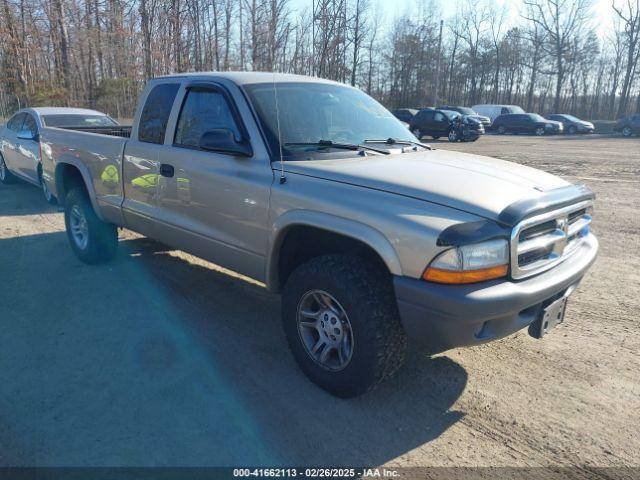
[267,214,402,293]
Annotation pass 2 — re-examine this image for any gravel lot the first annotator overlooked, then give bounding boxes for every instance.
[0,134,638,471]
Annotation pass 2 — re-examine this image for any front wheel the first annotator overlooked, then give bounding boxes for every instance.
[622,126,632,137]
[497,125,506,135]
[64,187,118,264]
[448,129,459,142]
[411,128,422,139]
[535,127,546,136]
[282,254,407,398]
[0,153,16,184]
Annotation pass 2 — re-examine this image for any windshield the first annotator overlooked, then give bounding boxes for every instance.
[244,82,416,159]
[42,114,117,127]
[529,114,546,122]
[441,110,461,120]
[456,107,475,115]
[505,106,525,114]
[561,114,579,122]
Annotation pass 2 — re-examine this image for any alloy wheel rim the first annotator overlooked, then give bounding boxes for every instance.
[297,289,354,371]
[69,205,89,250]
[536,128,544,136]
[623,127,631,136]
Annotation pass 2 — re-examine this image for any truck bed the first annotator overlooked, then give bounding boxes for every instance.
[57,125,132,138]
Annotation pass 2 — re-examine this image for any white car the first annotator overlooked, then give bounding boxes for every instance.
[471,104,525,123]
[0,107,118,203]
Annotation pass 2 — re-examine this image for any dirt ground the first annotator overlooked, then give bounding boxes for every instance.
[0,134,638,471]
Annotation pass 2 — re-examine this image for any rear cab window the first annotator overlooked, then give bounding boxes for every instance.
[138,83,181,144]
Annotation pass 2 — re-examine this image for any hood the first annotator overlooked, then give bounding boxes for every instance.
[281,150,569,221]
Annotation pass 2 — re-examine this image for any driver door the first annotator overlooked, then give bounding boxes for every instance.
[154,83,272,280]
[433,111,449,136]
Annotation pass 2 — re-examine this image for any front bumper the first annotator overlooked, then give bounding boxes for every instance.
[393,234,598,352]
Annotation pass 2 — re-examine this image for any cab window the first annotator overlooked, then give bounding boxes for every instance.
[138,83,180,144]
[174,88,241,149]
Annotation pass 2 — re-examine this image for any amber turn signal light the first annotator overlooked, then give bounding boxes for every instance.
[422,264,508,284]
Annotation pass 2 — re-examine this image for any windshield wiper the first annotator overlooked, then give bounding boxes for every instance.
[364,138,433,150]
[284,140,390,155]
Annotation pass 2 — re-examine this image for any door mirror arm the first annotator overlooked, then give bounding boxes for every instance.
[17,130,38,142]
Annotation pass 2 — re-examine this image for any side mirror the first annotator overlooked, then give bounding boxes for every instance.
[199,129,253,157]
[17,130,38,141]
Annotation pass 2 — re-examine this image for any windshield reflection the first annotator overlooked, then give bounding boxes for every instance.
[244,82,416,159]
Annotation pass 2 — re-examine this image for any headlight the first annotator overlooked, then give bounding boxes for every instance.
[422,239,509,284]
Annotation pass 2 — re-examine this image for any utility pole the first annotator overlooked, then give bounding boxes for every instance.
[433,19,443,107]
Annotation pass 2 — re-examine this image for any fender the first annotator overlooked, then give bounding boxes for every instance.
[54,156,106,222]
[266,209,403,292]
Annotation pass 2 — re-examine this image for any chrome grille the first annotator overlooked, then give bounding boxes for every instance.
[510,200,593,279]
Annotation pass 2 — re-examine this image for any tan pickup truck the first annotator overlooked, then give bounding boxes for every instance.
[36,72,598,397]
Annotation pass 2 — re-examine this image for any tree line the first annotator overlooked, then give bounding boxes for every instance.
[1,0,639,120]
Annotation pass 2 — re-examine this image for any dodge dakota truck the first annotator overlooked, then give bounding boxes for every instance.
[38,72,598,397]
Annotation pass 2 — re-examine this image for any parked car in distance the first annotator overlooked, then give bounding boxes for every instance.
[613,113,640,137]
[438,105,491,128]
[392,108,418,123]
[546,114,595,134]
[37,72,597,397]
[0,107,121,203]
[493,113,563,136]
[471,104,525,123]
[410,108,483,141]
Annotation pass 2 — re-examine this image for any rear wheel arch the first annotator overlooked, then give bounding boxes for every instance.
[267,213,402,293]
[55,161,104,219]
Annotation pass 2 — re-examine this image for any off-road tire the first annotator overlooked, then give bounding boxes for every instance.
[64,187,118,264]
[0,153,16,184]
[282,254,407,398]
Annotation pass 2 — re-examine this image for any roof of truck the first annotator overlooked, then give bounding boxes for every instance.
[155,71,344,86]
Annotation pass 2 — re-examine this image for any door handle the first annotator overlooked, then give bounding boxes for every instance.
[160,164,174,178]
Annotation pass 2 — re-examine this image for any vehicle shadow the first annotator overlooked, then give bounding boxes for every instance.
[0,181,60,216]
[0,232,468,466]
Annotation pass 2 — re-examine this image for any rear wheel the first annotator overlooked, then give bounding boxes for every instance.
[535,126,545,136]
[411,128,423,139]
[282,254,407,398]
[64,187,118,264]
[497,125,506,135]
[622,126,632,137]
[0,153,16,184]
[38,166,57,205]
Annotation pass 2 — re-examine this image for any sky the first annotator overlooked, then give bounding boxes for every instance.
[290,0,617,39]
